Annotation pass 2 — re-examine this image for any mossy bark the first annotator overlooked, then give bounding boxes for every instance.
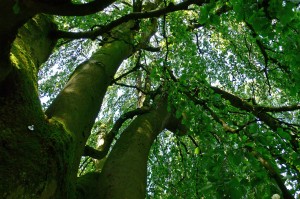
[0,14,74,198]
[0,17,138,198]
[1,6,165,198]
[0,0,36,82]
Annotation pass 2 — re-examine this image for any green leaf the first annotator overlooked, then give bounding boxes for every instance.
[277,128,291,140]
[277,2,295,25]
[210,15,220,26]
[249,123,258,134]
[228,178,243,199]
[194,147,200,155]
[228,152,242,166]
[199,183,213,192]
[199,6,209,24]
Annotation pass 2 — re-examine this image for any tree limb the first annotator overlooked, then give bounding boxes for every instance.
[256,104,300,112]
[25,0,116,16]
[52,0,206,39]
[211,86,299,151]
[83,107,150,159]
[250,150,295,199]
[112,82,148,94]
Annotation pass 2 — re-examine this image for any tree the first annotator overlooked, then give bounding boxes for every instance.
[0,0,299,198]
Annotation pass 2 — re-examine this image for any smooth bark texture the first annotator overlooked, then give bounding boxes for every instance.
[76,96,186,199]
[97,96,182,199]
[45,21,136,184]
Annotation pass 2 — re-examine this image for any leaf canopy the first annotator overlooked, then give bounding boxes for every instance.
[39,0,300,198]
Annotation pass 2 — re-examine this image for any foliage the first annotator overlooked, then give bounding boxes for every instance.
[37,0,300,198]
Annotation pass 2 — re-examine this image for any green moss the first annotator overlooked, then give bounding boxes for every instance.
[0,14,76,198]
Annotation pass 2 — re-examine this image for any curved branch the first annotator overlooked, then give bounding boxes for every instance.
[83,107,150,159]
[25,0,116,16]
[211,86,299,151]
[245,22,290,74]
[52,0,205,39]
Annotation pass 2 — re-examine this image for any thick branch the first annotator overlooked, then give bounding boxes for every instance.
[211,86,299,151]
[45,21,137,183]
[98,95,185,198]
[256,104,300,112]
[52,0,206,39]
[25,0,116,16]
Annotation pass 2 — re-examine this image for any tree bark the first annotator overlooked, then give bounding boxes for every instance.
[45,21,137,186]
[0,0,37,82]
[0,3,180,198]
[98,98,171,198]
[0,15,67,198]
[76,96,185,199]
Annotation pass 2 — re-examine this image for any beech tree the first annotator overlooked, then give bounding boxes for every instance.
[0,0,299,198]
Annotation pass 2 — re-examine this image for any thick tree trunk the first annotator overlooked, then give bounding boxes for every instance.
[1,18,137,198]
[0,15,69,198]
[45,21,137,186]
[1,5,161,198]
[0,0,37,82]
[76,96,183,199]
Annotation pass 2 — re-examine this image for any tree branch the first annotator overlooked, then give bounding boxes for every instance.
[113,64,141,83]
[113,82,148,94]
[52,0,206,39]
[245,22,290,74]
[256,104,300,112]
[83,107,150,159]
[25,0,116,16]
[211,86,299,151]
[250,150,295,199]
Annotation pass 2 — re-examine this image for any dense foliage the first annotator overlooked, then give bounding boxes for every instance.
[37,0,299,198]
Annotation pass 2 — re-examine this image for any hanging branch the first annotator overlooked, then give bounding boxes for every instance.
[163,66,299,151]
[249,150,295,199]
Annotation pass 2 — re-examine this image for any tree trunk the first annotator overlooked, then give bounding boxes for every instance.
[77,96,185,199]
[0,15,67,198]
[1,17,137,198]
[45,21,137,188]
[0,11,159,198]
[0,1,171,196]
[0,0,36,82]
